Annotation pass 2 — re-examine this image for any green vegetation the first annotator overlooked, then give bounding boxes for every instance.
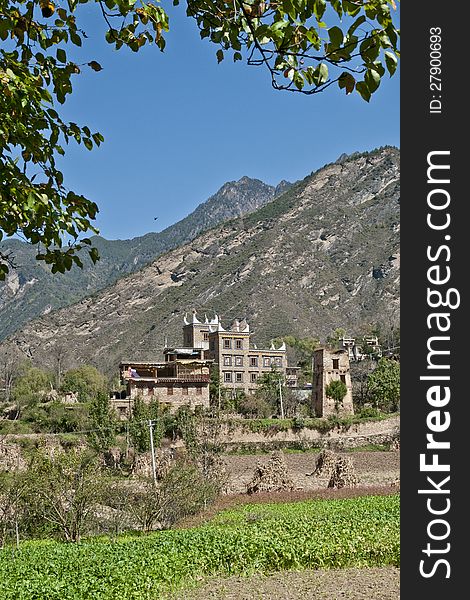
[231,411,395,435]
[325,379,348,412]
[61,365,108,404]
[0,362,112,435]
[367,358,400,412]
[276,335,319,385]
[87,391,117,454]
[0,494,399,599]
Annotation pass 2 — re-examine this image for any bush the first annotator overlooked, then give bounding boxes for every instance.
[359,406,382,419]
[238,395,272,418]
[0,420,33,435]
[109,459,219,532]
[325,380,348,411]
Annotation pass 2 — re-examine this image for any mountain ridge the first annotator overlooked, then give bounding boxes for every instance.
[0,176,292,341]
[0,146,400,375]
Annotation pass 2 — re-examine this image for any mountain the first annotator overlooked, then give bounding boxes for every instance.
[0,147,399,374]
[0,177,291,341]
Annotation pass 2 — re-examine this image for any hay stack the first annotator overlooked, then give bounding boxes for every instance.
[310,449,337,480]
[328,456,358,489]
[247,450,294,494]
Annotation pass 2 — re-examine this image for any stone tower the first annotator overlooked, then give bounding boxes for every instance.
[312,348,354,417]
[182,310,209,349]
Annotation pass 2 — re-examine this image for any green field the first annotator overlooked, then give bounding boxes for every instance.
[0,494,399,599]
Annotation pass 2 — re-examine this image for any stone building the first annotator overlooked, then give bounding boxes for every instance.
[112,310,297,416]
[312,348,354,417]
[182,310,287,396]
[112,351,211,418]
[340,335,382,361]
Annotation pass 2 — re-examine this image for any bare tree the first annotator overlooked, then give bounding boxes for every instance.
[25,449,104,542]
[111,459,218,533]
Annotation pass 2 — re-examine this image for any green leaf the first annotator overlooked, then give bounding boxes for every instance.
[348,15,366,36]
[313,63,329,86]
[365,68,381,93]
[89,247,100,264]
[328,26,343,49]
[88,61,102,72]
[338,72,355,95]
[216,49,224,63]
[56,49,67,63]
[384,51,398,76]
[313,0,326,20]
[356,81,371,102]
[105,30,118,44]
[70,32,82,46]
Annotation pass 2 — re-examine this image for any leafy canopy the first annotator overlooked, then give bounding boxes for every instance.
[325,378,347,410]
[1,0,399,279]
[367,356,399,412]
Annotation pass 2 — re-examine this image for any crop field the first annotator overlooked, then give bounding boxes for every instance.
[0,494,399,600]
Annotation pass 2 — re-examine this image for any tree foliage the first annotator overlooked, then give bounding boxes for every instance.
[326,327,346,349]
[87,390,116,453]
[24,449,104,542]
[61,364,108,403]
[280,334,320,383]
[11,365,53,408]
[129,396,163,453]
[255,366,285,415]
[367,357,399,412]
[186,0,399,97]
[1,0,399,279]
[325,378,347,411]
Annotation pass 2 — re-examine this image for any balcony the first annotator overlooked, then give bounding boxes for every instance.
[128,374,210,384]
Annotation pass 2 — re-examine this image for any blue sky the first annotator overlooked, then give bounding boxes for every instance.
[59,5,400,240]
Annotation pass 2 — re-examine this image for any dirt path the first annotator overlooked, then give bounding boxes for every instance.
[172,567,400,599]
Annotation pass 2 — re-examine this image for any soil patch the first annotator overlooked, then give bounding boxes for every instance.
[224,451,399,494]
[170,566,400,599]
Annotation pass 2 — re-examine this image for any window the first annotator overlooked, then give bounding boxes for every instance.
[274,357,282,367]
[235,355,243,366]
[182,386,188,396]
[223,338,231,349]
[223,356,232,366]
[249,356,258,367]
[196,387,202,395]
[235,372,243,383]
[224,372,232,382]
[340,375,346,384]
[203,332,209,341]
[333,359,339,369]
[235,339,242,349]
[167,386,173,395]
[250,373,258,383]
[263,357,271,367]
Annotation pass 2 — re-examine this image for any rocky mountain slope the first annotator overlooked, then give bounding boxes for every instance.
[0,147,399,374]
[0,177,291,341]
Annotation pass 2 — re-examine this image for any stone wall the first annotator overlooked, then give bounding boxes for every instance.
[0,416,400,471]
[219,415,400,452]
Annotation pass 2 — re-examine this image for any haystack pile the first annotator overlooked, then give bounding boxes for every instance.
[310,449,337,480]
[247,450,294,494]
[327,456,358,489]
